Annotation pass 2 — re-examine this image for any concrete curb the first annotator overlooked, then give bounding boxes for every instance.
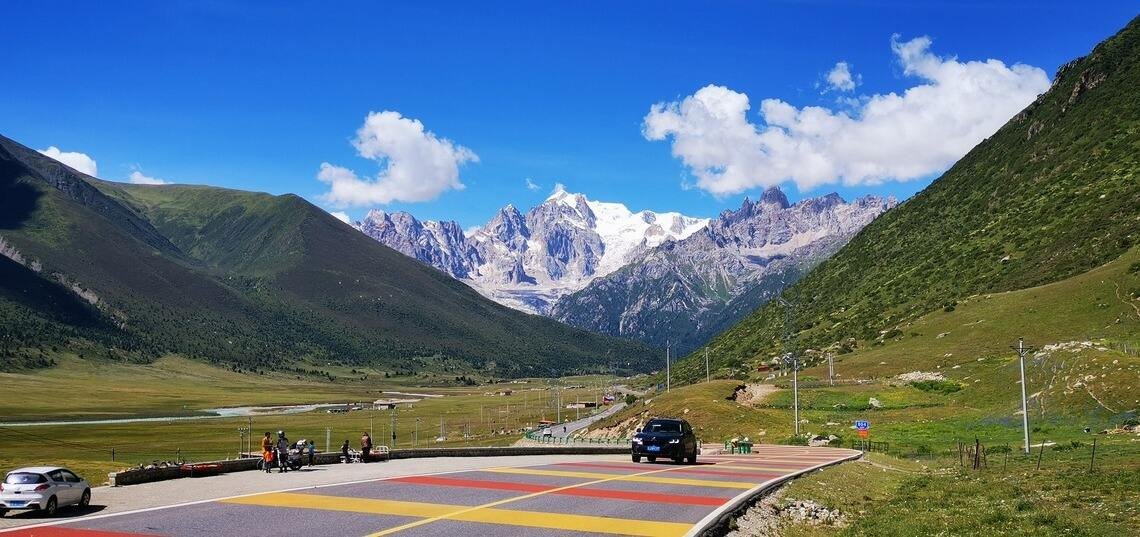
[684,449,864,537]
[108,445,629,486]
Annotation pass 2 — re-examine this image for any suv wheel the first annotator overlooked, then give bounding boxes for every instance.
[632,454,641,463]
[647,456,656,463]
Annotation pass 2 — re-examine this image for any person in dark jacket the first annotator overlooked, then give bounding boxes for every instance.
[361,432,372,462]
[276,431,290,473]
[341,440,351,463]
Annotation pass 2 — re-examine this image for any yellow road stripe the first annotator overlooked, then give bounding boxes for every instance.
[226,493,691,537]
[485,467,757,489]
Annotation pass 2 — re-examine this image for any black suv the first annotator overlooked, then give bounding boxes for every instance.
[631,417,698,464]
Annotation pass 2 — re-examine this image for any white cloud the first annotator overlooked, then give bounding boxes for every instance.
[643,35,1050,196]
[825,61,860,92]
[329,211,352,224]
[38,146,98,176]
[128,170,168,185]
[524,177,540,191]
[317,111,478,207]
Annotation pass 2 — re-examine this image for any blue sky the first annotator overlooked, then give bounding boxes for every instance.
[3,2,1135,227]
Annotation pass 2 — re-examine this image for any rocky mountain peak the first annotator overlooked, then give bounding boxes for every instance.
[759,186,791,208]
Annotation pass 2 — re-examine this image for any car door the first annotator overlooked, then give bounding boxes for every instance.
[46,470,74,504]
[682,422,696,454]
[61,471,85,503]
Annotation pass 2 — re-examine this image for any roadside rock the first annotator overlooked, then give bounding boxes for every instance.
[727,489,847,536]
[894,371,944,383]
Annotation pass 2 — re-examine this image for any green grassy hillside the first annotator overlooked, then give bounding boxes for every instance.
[676,16,1140,383]
[0,134,658,376]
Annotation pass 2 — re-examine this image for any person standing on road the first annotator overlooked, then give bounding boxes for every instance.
[276,431,290,473]
[341,440,350,463]
[361,432,372,462]
[307,440,316,466]
[261,432,273,473]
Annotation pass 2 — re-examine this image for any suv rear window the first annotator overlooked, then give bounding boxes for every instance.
[4,473,47,484]
[646,420,682,433]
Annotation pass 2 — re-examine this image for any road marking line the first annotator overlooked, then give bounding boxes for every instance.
[392,475,726,506]
[2,529,156,537]
[484,467,757,489]
[367,464,702,536]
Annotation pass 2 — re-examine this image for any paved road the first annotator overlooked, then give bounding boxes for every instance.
[1,446,858,537]
[550,402,626,438]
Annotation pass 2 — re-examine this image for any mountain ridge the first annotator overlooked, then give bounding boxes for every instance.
[669,14,1140,383]
[0,133,658,376]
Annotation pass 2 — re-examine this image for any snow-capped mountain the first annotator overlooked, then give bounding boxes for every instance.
[354,185,708,313]
[550,188,897,353]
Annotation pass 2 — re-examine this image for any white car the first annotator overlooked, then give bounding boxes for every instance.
[0,466,90,517]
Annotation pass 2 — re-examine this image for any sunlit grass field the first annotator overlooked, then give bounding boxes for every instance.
[0,357,616,482]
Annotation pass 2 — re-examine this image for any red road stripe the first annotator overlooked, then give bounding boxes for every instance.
[557,462,784,479]
[390,475,726,506]
[670,467,787,478]
[3,528,155,537]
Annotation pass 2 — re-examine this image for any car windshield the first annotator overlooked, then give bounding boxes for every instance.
[4,472,47,484]
[646,420,681,433]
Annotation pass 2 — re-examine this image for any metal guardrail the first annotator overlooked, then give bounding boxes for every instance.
[523,431,630,445]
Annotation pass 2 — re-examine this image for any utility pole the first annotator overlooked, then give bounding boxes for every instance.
[1011,338,1037,454]
[390,407,397,447]
[666,341,671,392]
[828,353,834,386]
[777,296,800,436]
[325,427,330,453]
[414,417,421,448]
[705,347,710,382]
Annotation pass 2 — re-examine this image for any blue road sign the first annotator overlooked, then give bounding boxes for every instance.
[855,420,870,430]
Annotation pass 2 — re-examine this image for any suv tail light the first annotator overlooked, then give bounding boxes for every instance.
[0,483,4,492]
[34,484,50,491]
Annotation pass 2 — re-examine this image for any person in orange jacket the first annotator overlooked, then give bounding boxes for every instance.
[261,432,273,473]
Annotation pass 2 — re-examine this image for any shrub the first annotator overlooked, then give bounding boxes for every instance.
[910,380,963,394]
[624,394,638,406]
[782,435,809,446]
[989,444,1013,454]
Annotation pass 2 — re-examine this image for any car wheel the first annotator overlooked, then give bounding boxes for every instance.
[80,489,91,507]
[687,450,698,464]
[632,454,641,463]
[647,456,656,463]
[43,496,58,517]
[0,508,7,517]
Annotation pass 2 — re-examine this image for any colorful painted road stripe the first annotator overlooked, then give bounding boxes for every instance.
[390,475,727,506]
[227,492,693,537]
[483,466,758,489]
